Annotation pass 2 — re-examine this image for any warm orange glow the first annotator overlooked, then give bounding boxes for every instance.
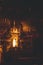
[10,26,20,48]
[21,21,31,32]
[0,45,2,53]
[13,39,18,47]
[0,48,2,53]
[10,27,20,34]
[0,46,2,63]
[13,28,19,33]
[21,21,36,32]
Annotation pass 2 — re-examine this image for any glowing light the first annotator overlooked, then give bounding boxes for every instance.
[0,45,2,53]
[0,45,2,63]
[21,21,31,32]
[13,39,17,47]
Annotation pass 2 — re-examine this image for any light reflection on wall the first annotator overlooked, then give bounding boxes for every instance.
[21,21,36,32]
[21,21,31,32]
